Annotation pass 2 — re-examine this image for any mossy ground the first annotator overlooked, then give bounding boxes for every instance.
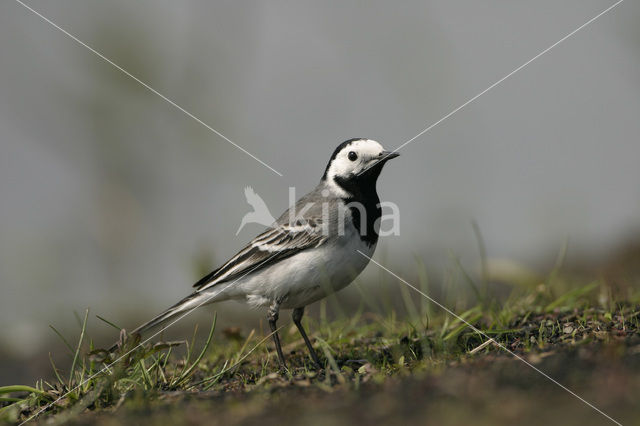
[2,271,639,425]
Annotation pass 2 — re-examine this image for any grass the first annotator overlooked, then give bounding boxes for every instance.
[2,259,640,425]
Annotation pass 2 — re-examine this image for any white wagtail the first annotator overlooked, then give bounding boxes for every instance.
[114,139,398,368]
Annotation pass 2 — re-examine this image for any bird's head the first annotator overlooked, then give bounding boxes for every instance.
[322,139,399,191]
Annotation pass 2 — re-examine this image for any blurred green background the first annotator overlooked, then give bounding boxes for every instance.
[1,0,639,384]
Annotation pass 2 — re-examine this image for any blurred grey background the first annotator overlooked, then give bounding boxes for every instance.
[1,0,639,381]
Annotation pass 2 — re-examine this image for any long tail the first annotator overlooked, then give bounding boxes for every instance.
[108,285,229,353]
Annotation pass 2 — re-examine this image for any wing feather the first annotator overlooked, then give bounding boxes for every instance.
[192,220,327,291]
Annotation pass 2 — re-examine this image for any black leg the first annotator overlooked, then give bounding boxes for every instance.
[268,302,287,369]
[292,307,322,369]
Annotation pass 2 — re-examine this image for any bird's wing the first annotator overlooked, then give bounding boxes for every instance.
[192,219,327,291]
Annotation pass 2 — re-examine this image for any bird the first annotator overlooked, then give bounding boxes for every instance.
[235,186,276,235]
[112,138,399,369]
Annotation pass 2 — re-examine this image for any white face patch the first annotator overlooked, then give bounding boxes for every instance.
[325,140,386,194]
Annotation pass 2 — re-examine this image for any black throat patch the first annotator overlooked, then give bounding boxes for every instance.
[332,165,384,247]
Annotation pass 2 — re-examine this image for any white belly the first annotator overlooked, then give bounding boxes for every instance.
[221,231,376,309]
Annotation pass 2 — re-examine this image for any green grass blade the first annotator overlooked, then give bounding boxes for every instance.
[399,280,420,322]
[547,238,569,291]
[138,358,153,389]
[443,313,483,341]
[48,353,66,388]
[196,324,282,390]
[175,313,217,386]
[48,325,74,355]
[0,385,47,396]
[96,315,121,331]
[234,328,256,364]
[545,281,599,311]
[471,220,489,299]
[415,256,431,320]
[452,254,483,304]
[69,308,89,387]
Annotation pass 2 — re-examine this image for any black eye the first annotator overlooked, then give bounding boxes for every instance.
[348,151,358,161]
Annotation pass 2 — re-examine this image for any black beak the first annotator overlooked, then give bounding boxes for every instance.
[379,150,400,161]
[356,150,400,177]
